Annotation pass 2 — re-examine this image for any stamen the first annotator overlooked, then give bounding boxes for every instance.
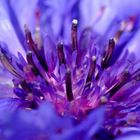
[65,69,74,101]
[34,27,42,50]
[35,8,41,26]
[26,51,39,76]
[24,24,34,46]
[71,19,78,51]
[0,47,21,78]
[114,21,126,43]
[57,42,66,65]
[126,16,136,31]
[130,67,140,81]
[34,8,42,50]
[26,51,49,85]
[85,56,96,87]
[101,39,115,69]
[20,80,31,92]
[26,51,34,65]
[105,70,130,98]
[24,25,48,72]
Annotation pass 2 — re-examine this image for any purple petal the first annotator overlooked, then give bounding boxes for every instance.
[0,98,21,112]
[0,0,25,56]
[10,0,38,32]
[115,131,140,140]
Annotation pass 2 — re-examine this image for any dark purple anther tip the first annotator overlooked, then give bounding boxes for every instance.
[106,70,130,98]
[26,51,39,76]
[71,19,78,51]
[85,56,96,87]
[24,25,34,47]
[65,69,74,101]
[25,26,48,72]
[26,51,35,67]
[101,38,115,69]
[57,42,66,65]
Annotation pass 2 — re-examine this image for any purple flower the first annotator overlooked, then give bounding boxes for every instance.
[1,0,140,139]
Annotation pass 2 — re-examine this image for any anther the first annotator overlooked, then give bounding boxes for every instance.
[24,24,36,50]
[101,39,115,69]
[57,42,66,65]
[85,56,96,87]
[65,69,74,101]
[105,70,130,98]
[26,51,39,76]
[114,21,126,43]
[71,19,78,51]
[24,26,48,72]
[34,8,42,50]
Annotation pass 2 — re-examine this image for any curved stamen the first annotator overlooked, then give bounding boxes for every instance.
[71,19,78,51]
[101,39,115,69]
[24,25,48,72]
[65,69,74,101]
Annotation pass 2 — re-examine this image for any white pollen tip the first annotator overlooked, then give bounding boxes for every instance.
[92,56,96,61]
[40,96,44,100]
[59,41,63,45]
[66,68,71,74]
[100,96,108,104]
[72,19,78,25]
[27,51,32,54]
[35,26,40,32]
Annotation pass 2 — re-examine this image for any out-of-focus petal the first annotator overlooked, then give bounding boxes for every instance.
[115,131,140,140]
[0,98,21,112]
[53,106,105,140]
[0,0,25,56]
[0,84,15,98]
[38,0,80,41]
[80,0,140,34]
[80,0,107,28]
[127,30,140,59]
[0,103,105,140]
[109,0,140,19]
[0,66,12,85]
[10,0,38,32]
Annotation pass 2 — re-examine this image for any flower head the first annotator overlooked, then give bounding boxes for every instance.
[1,0,140,139]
